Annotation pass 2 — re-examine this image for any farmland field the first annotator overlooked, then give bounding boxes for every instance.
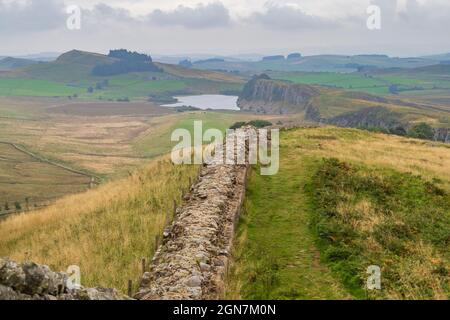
[0,78,84,97]
[0,96,271,209]
[272,71,450,96]
[0,142,91,209]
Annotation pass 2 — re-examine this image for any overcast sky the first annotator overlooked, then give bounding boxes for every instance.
[1,0,450,57]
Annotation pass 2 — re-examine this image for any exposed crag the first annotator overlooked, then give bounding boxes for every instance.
[326,106,404,131]
[237,74,320,114]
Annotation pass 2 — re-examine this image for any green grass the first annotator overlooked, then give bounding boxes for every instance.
[134,112,260,157]
[307,158,450,300]
[272,71,450,96]
[227,127,450,300]
[0,78,83,97]
[226,149,349,299]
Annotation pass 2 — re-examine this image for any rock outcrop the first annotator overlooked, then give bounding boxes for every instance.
[0,258,129,300]
[433,128,450,143]
[237,74,320,114]
[135,130,253,300]
[326,106,404,131]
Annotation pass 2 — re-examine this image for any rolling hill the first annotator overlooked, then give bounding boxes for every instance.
[190,54,439,73]
[0,50,245,101]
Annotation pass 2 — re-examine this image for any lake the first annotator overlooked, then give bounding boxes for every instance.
[162,95,240,111]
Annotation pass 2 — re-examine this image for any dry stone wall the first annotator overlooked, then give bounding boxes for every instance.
[135,130,253,300]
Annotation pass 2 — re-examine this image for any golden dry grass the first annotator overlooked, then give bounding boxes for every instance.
[290,126,450,189]
[0,156,199,293]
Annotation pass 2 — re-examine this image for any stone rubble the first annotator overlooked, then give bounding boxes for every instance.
[0,258,129,300]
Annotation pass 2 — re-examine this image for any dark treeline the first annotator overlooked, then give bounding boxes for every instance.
[92,49,162,76]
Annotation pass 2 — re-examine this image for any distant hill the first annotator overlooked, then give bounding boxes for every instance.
[190,54,438,73]
[370,63,450,77]
[421,52,450,62]
[0,49,245,101]
[22,50,118,82]
[0,57,40,71]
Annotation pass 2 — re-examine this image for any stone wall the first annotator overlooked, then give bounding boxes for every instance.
[135,130,252,300]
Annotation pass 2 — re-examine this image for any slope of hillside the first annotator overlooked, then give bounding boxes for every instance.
[0,156,199,293]
[227,127,450,300]
[0,57,39,71]
[21,50,118,82]
[0,50,245,100]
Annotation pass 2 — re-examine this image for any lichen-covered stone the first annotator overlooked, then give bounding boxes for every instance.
[0,258,130,300]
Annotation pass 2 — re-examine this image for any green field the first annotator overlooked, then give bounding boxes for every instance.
[0,78,84,97]
[134,111,265,157]
[272,71,450,96]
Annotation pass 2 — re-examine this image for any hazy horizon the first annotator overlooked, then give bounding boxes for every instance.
[1,0,450,57]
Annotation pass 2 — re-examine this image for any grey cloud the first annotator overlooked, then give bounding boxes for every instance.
[147,2,231,28]
[0,0,65,33]
[248,4,337,30]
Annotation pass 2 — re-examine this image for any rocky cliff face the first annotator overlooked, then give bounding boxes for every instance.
[433,128,450,143]
[237,74,320,114]
[327,106,403,131]
[322,105,450,144]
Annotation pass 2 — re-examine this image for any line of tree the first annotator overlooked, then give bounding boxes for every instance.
[92,49,162,76]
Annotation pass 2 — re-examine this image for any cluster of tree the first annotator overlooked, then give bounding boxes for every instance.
[365,122,435,141]
[92,49,162,76]
[407,122,435,140]
[193,58,225,64]
[179,59,193,68]
[86,79,110,94]
[389,84,424,94]
[2,198,34,213]
[287,53,302,60]
[262,55,285,61]
[108,49,152,62]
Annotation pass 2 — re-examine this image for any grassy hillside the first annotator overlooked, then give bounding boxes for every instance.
[0,50,244,101]
[0,156,199,293]
[227,127,450,300]
[0,57,39,71]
